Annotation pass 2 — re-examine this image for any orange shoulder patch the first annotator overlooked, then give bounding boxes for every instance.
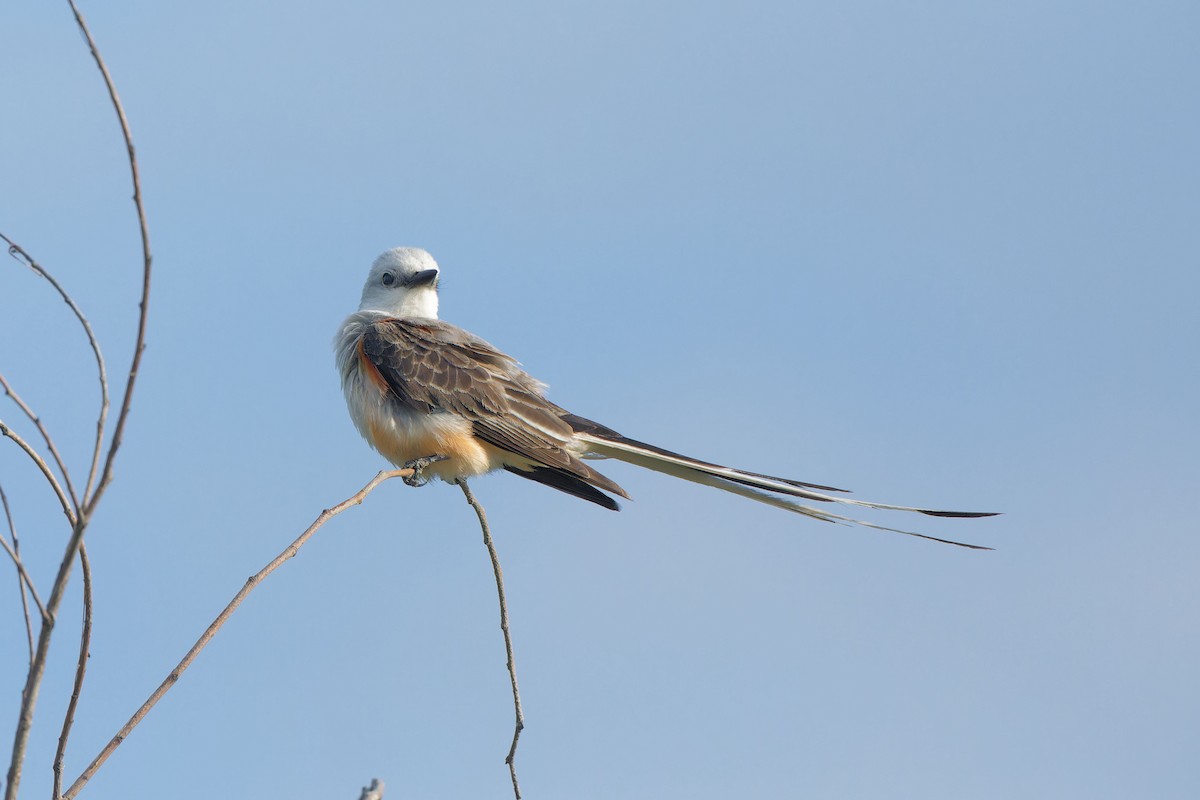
[357,338,392,393]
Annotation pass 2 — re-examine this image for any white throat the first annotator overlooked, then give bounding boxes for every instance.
[359,287,439,319]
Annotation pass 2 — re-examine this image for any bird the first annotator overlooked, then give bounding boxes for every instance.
[335,247,996,549]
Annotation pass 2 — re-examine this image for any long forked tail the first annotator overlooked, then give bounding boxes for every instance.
[565,415,998,550]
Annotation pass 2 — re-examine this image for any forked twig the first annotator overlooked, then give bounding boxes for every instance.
[0,534,46,627]
[63,469,413,799]
[0,485,43,660]
[5,514,89,800]
[0,503,48,625]
[457,479,525,800]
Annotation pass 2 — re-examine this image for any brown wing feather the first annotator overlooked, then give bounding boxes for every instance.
[359,318,628,499]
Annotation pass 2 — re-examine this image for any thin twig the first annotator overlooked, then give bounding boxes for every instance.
[63,469,413,799]
[0,485,42,661]
[0,233,107,511]
[65,0,151,512]
[0,372,79,509]
[0,532,47,625]
[457,479,524,800]
[0,419,77,527]
[54,542,94,800]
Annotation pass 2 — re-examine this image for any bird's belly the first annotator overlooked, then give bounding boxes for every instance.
[368,412,497,480]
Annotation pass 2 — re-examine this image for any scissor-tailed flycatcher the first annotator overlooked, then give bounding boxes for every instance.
[336,247,996,548]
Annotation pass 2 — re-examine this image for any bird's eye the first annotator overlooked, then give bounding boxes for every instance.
[381,272,395,286]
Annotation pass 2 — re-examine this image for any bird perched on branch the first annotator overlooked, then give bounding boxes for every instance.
[336,247,996,549]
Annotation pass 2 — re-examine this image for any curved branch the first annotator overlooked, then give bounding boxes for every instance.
[457,479,524,800]
[63,469,413,799]
[64,0,151,512]
[0,372,79,510]
[0,419,78,527]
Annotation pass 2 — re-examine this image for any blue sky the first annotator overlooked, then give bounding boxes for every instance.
[2,1,1198,798]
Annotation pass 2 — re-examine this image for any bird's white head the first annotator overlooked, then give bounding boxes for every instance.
[358,247,441,318]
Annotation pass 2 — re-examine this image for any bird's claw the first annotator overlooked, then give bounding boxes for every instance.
[401,454,448,487]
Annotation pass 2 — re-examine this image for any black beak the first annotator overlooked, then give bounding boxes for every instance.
[407,269,439,288]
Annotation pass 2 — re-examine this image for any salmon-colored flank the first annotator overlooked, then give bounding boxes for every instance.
[357,339,392,393]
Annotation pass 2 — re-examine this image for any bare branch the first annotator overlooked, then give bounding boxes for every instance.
[1,234,108,509]
[3,434,89,800]
[64,0,152,512]
[457,479,524,800]
[4,516,85,800]
[0,419,78,527]
[0,484,44,661]
[3,6,149,797]
[0,372,79,510]
[54,542,94,800]
[63,469,414,799]
[0,233,107,509]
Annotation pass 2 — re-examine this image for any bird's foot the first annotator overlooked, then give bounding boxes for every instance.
[401,454,448,487]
